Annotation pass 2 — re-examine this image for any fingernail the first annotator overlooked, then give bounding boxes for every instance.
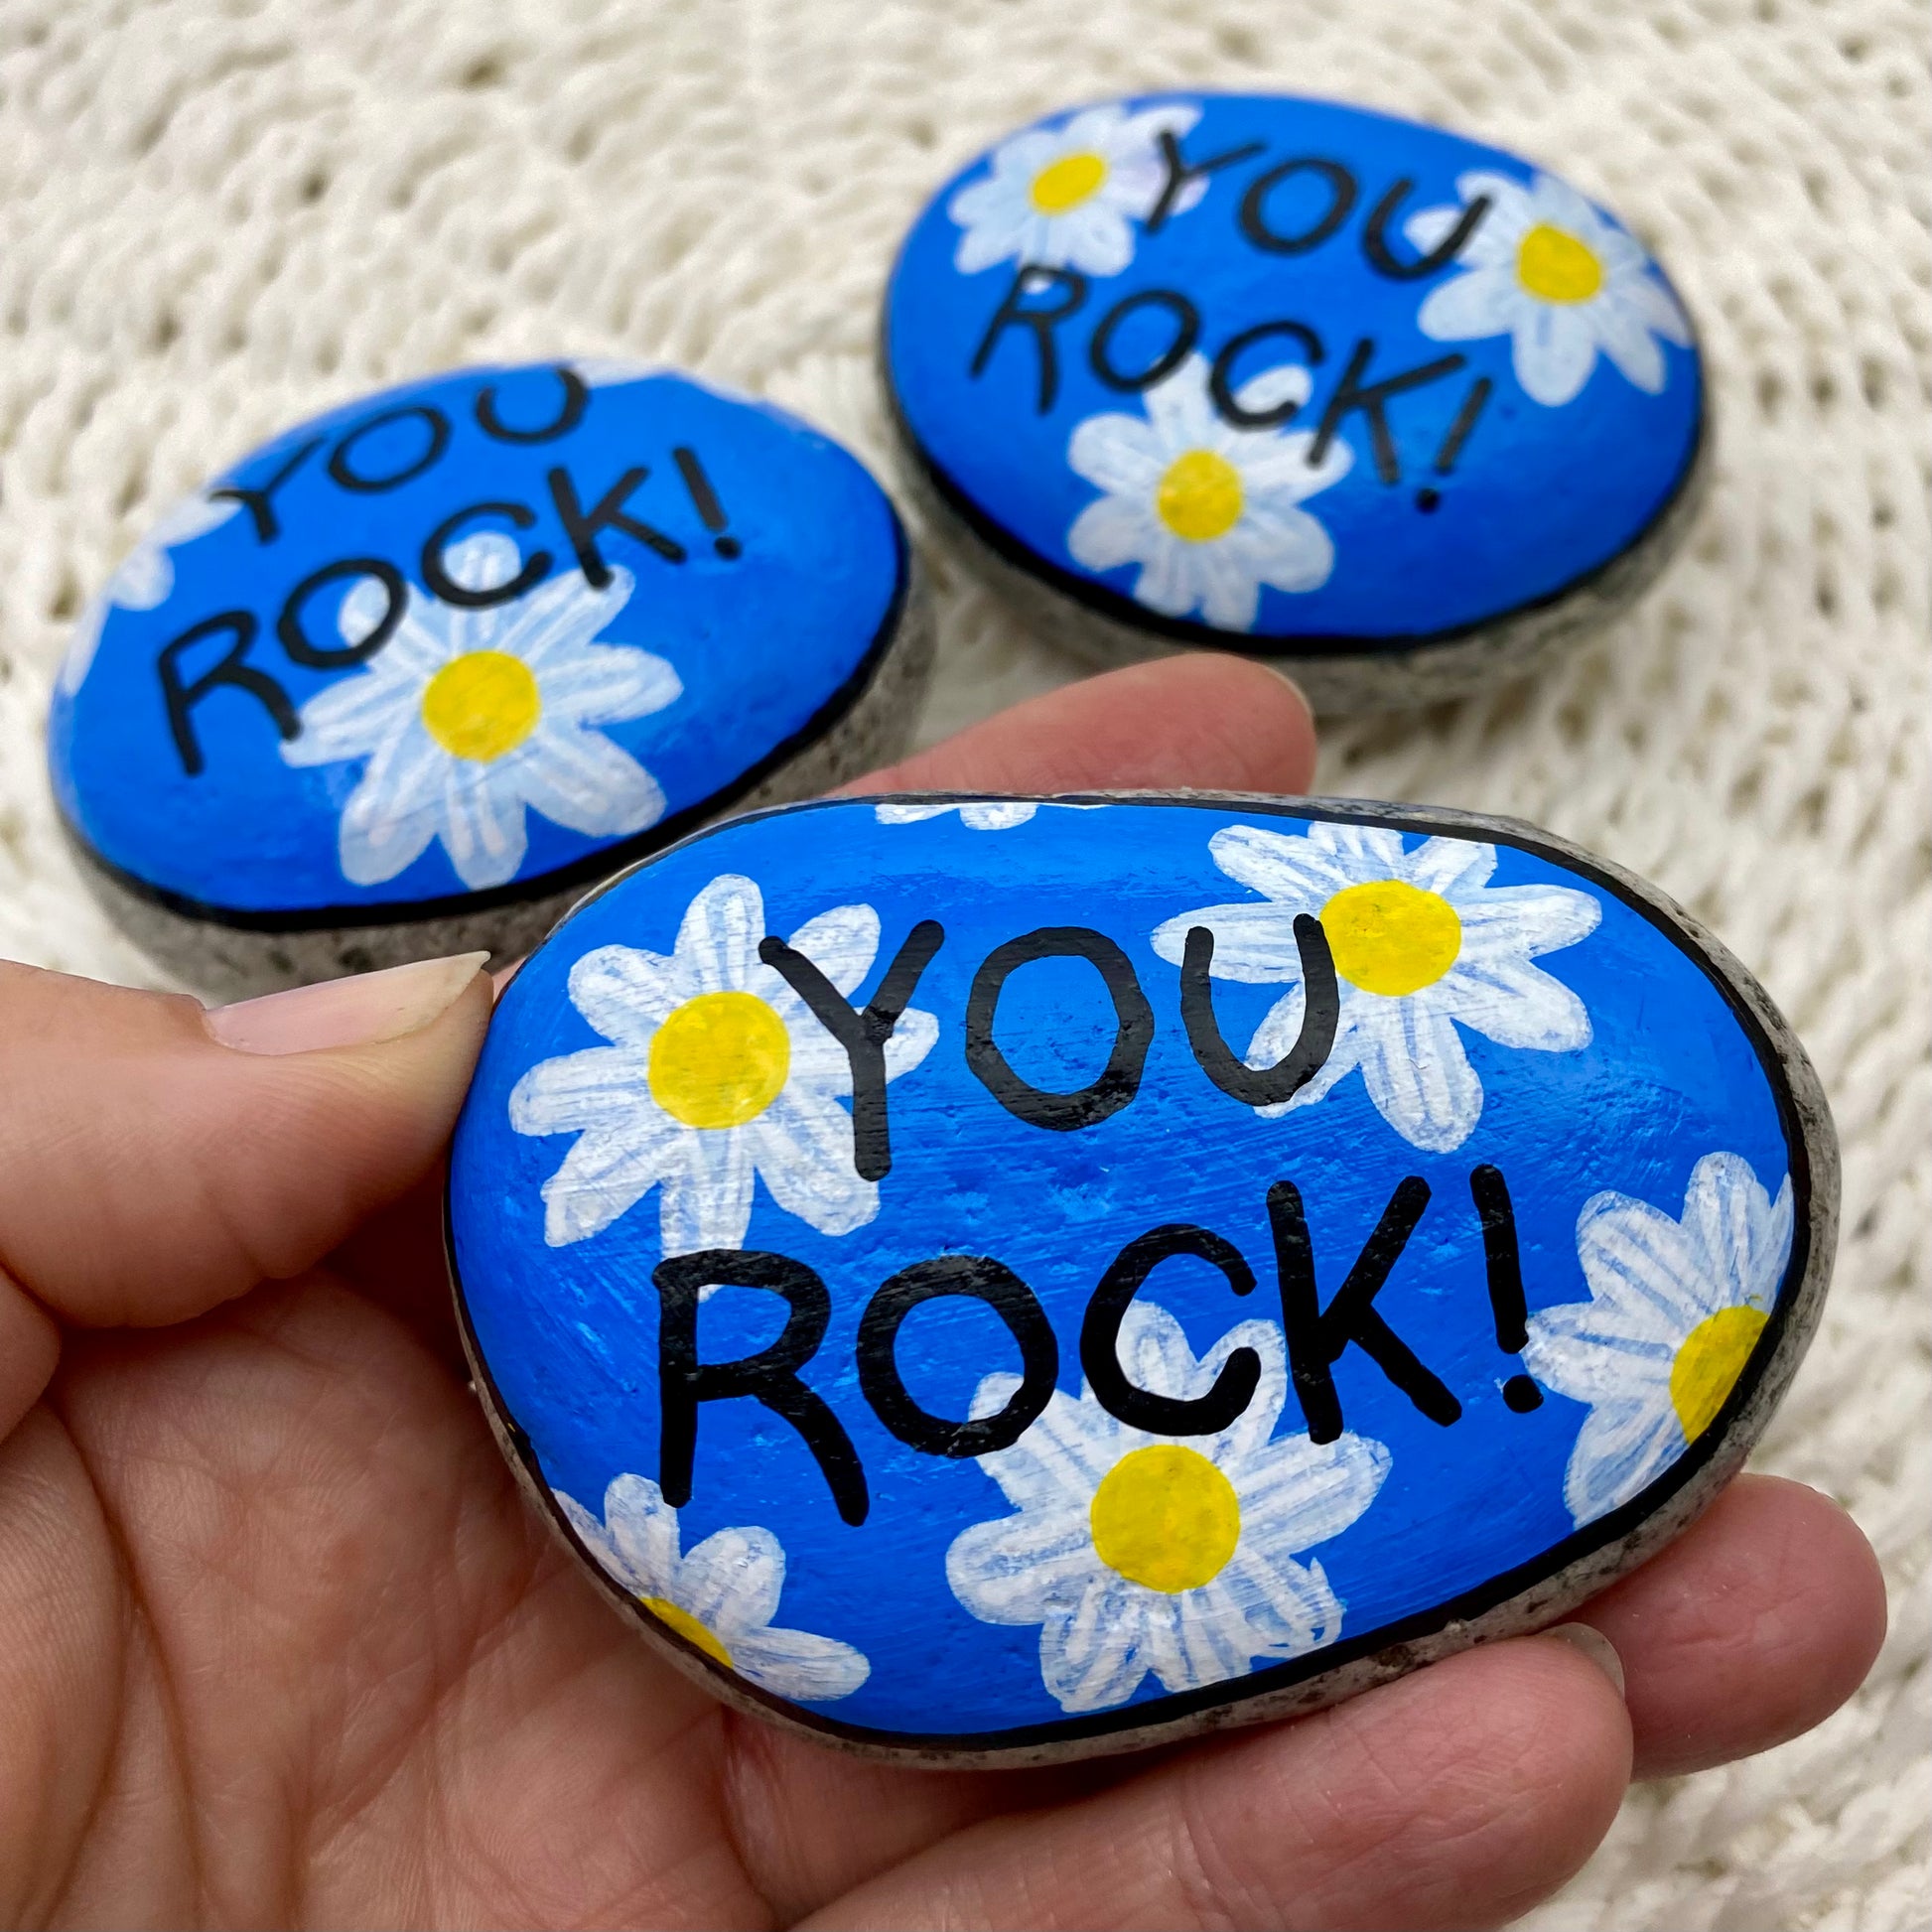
[205,953,489,1055]
[1546,1622,1626,1698]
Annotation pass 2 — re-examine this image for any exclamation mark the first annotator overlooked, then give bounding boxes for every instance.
[673,446,741,559]
[1470,1164,1543,1412]
[1415,375,1493,512]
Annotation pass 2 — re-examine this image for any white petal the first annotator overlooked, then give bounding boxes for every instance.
[1151,899,1309,981]
[747,1087,875,1238]
[601,1474,683,1594]
[970,1384,1121,1513]
[1562,1393,1686,1525]
[1208,821,1360,906]
[659,1124,756,1256]
[1432,953,1591,1053]
[516,727,666,839]
[1231,1430,1391,1552]
[946,1505,1099,1623]
[534,1115,684,1247]
[1058,203,1138,277]
[676,1524,784,1637]
[1234,429,1351,503]
[568,942,686,1041]
[782,901,880,998]
[1355,999,1484,1152]
[1304,818,1413,880]
[679,874,764,993]
[1217,1549,1345,1655]
[1682,1155,1792,1312]
[728,1623,870,1701]
[1454,883,1601,960]
[884,1004,939,1080]
[1040,1577,1151,1712]
[1578,1191,1726,1334]
[335,737,445,886]
[1522,1304,1677,1402]
[1263,997,1362,1119]
[495,566,637,674]
[282,663,416,765]
[1067,411,1168,496]
[1404,837,1495,897]
[1403,204,1464,256]
[1628,271,1694,345]
[1228,502,1336,597]
[555,1489,634,1591]
[1589,291,1668,393]
[508,1041,651,1137]
[1417,264,1525,343]
[958,802,1038,829]
[1513,304,1599,407]
[437,761,530,891]
[1193,544,1263,629]
[1455,170,1535,238]
[538,642,682,726]
[1068,493,1157,574]
[1132,531,1202,618]
[1143,353,1220,450]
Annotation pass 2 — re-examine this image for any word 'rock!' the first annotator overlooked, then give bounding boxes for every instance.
[448,792,1831,1764]
[883,93,1705,711]
[49,360,926,997]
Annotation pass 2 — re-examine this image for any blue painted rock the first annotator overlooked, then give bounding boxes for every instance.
[883,95,1706,711]
[49,361,928,998]
[446,792,1831,1764]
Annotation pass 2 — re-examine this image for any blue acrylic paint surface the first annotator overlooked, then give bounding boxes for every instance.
[49,363,904,921]
[449,796,1806,1750]
[885,93,1702,647]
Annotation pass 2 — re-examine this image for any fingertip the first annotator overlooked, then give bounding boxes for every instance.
[849,651,1319,802]
[1584,1473,1888,1779]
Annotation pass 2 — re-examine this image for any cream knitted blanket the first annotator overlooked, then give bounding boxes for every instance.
[0,1,1924,1923]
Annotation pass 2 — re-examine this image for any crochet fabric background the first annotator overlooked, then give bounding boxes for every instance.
[0,0,1924,1923]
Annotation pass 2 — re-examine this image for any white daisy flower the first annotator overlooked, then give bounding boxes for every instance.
[510,872,938,1252]
[1066,354,1351,631]
[60,489,242,696]
[948,1301,1389,1714]
[282,533,680,893]
[1523,1153,1792,1528]
[1152,821,1600,1154]
[948,100,1204,277]
[874,800,1038,830]
[1409,169,1693,407]
[558,1472,869,1700]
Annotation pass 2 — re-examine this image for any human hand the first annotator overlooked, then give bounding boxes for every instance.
[0,658,1884,1930]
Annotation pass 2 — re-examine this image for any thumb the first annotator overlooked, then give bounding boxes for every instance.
[0,953,490,1427]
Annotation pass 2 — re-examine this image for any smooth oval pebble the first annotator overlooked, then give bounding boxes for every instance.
[49,361,926,998]
[448,792,1832,1765]
[883,94,1706,711]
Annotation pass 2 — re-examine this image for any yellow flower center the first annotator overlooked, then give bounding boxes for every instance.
[1089,1444,1241,1594]
[1669,1306,1768,1443]
[647,991,791,1130]
[420,650,542,762]
[1030,151,1108,213]
[1156,449,1245,543]
[1516,223,1605,304]
[640,1595,734,1667]
[1320,880,1463,997]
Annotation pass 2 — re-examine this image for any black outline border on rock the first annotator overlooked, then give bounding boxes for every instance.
[56,513,913,936]
[445,790,1837,1769]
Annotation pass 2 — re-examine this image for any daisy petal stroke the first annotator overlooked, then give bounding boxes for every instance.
[1410,169,1693,407]
[1153,821,1600,1153]
[1522,1152,1793,1527]
[1067,354,1350,631]
[282,532,681,892]
[509,872,938,1253]
[947,1301,1390,1714]
[949,101,1205,278]
[558,1473,869,1701]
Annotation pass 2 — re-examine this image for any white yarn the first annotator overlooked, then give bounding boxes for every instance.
[0,1,1923,1923]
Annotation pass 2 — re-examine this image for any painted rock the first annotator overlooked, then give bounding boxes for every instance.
[447,793,1831,1765]
[883,95,1706,711]
[49,361,927,998]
